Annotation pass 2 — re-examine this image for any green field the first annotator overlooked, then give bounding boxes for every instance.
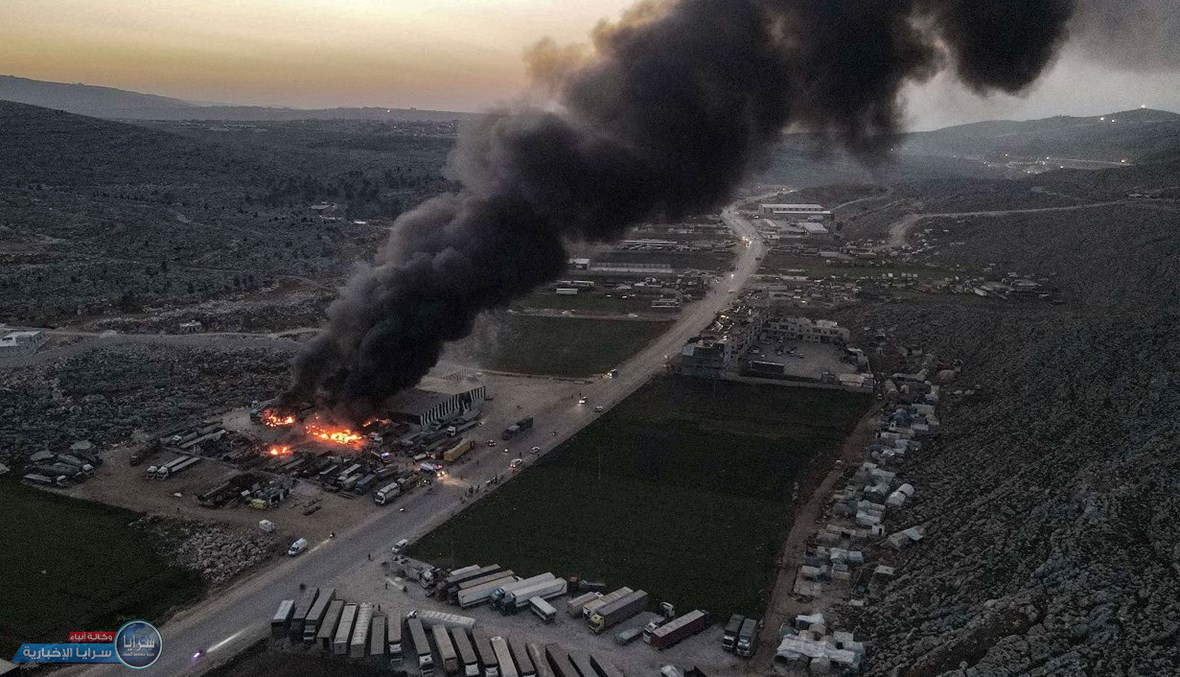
[410,377,870,617]
[512,290,656,315]
[0,482,203,656]
[492,315,672,377]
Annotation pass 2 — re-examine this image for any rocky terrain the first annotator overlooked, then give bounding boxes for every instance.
[135,517,279,585]
[829,156,1180,675]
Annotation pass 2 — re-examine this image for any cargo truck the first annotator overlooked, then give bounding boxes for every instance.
[457,575,520,608]
[302,587,334,641]
[544,644,578,677]
[271,599,295,639]
[388,615,404,661]
[289,587,321,641]
[408,608,478,632]
[501,578,567,614]
[451,627,480,677]
[735,618,758,658]
[588,590,649,634]
[526,643,554,677]
[510,638,536,677]
[408,617,435,677]
[721,614,745,652]
[451,570,515,603]
[473,631,499,677]
[354,473,378,494]
[583,587,633,620]
[317,600,345,652]
[648,610,709,650]
[443,438,475,462]
[369,616,387,661]
[567,592,602,618]
[615,626,645,646]
[491,637,517,677]
[591,654,626,677]
[374,481,402,505]
[529,597,557,623]
[490,573,555,610]
[333,604,358,656]
[351,603,374,659]
[432,622,460,675]
[444,564,502,593]
[160,454,202,478]
[568,650,597,677]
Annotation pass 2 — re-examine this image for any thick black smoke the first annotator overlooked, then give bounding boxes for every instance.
[283,0,1076,421]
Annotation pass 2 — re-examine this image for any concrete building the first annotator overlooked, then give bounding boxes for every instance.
[385,377,487,430]
[679,304,768,377]
[764,317,850,344]
[0,330,47,358]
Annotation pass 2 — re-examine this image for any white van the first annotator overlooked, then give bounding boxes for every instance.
[287,537,309,556]
[392,538,409,554]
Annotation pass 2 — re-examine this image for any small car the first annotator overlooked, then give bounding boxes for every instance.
[594,406,604,412]
[530,446,541,454]
[510,458,524,469]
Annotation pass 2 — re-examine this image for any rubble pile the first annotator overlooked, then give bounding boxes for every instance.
[82,293,330,334]
[833,300,1180,675]
[0,344,290,464]
[137,517,278,585]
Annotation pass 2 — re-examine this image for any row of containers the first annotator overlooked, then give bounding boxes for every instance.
[270,590,630,677]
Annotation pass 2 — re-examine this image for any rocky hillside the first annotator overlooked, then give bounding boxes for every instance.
[836,162,1180,675]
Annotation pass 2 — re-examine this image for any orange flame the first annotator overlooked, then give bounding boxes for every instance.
[268,444,291,457]
[305,423,364,448]
[262,410,296,427]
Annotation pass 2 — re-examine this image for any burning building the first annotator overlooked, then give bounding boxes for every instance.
[383,378,487,431]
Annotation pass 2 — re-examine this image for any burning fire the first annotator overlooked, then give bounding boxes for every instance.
[262,410,296,427]
[268,445,292,457]
[305,422,364,448]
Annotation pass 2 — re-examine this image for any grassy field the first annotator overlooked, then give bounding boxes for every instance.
[492,316,672,377]
[759,253,957,280]
[512,290,656,315]
[0,482,202,656]
[411,376,870,617]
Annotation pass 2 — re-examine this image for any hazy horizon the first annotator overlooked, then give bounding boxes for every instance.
[2,0,1179,130]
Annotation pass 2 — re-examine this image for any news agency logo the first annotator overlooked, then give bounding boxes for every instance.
[114,620,163,669]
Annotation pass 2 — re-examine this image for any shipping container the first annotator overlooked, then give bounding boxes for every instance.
[270,599,295,639]
[408,617,435,677]
[588,590,648,634]
[529,597,557,623]
[583,588,633,620]
[409,608,478,631]
[451,627,480,677]
[388,614,404,660]
[350,603,374,659]
[369,615,387,660]
[648,610,709,650]
[303,588,336,642]
[491,636,517,677]
[544,644,578,677]
[288,587,320,641]
[568,650,597,677]
[490,573,555,609]
[510,638,536,677]
[591,653,626,677]
[527,643,554,677]
[501,578,567,614]
[474,630,499,677]
[567,592,602,618]
[432,622,460,676]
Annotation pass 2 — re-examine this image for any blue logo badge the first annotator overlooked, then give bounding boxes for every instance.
[114,620,163,669]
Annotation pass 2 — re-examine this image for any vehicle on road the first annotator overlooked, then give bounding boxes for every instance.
[578,397,588,405]
[594,406,604,412]
[287,538,308,557]
[510,458,523,469]
[392,538,409,554]
[488,439,497,447]
[530,446,541,454]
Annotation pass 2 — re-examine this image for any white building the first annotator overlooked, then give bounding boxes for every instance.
[0,330,47,358]
[760,203,833,221]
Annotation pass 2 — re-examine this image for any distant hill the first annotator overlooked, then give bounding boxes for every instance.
[0,75,477,122]
[901,108,1180,163]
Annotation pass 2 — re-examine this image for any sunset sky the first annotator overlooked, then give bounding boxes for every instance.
[2,0,1178,128]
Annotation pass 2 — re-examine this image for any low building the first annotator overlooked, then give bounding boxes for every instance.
[0,330,47,358]
[760,203,832,221]
[178,321,203,334]
[385,378,487,431]
[764,317,849,344]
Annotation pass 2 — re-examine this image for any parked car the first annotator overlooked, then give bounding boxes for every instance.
[594,406,604,412]
[578,397,588,405]
[287,538,309,557]
[530,446,541,454]
[487,439,497,447]
[510,458,524,469]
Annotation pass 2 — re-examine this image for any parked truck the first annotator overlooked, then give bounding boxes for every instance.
[316,600,345,652]
[502,578,568,614]
[159,455,201,479]
[289,587,321,641]
[526,643,554,677]
[333,604,358,656]
[509,638,536,677]
[457,576,520,608]
[388,614,404,661]
[735,617,758,658]
[374,481,402,505]
[473,631,499,677]
[583,587,633,620]
[451,627,480,677]
[408,608,477,632]
[432,622,460,675]
[369,615,387,662]
[501,417,534,441]
[491,637,517,677]
[270,599,295,639]
[490,573,555,610]
[648,610,709,650]
[408,617,435,677]
[588,590,649,634]
[450,570,514,603]
[303,588,336,643]
[721,614,745,652]
[443,438,475,462]
[350,603,374,659]
[529,597,557,623]
[566,591,602,618]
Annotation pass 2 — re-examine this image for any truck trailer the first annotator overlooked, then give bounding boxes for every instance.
[568,650,597,677]
[409,608,478,632]
[445,564,504,595]
[721,614,745,652]
[491,637,517,677]
[527,643,555,677]
[588,590,649,634]
[648,610,709,650]
[457,575,520,608]
[735,617,758,658]
[566,592,602,618]
[432,622,460,676]
[544,644,578,677]
[388,614,404,661]
[502,578,568,614]
[451,627,480,677]
[451,570,515,603]
[583,587,633,620]
[490,573,555,610]
[591,653,626,677]
[408,617,435,677]
[474,630,499,677]
[271,599,295,639]
[316,600,345,652]
[333,604,358,656]
[288,587,321,641]
[369,615,387,661]
[374,481,402,505]
[529,597,558,623]
[510,638,536,677]
[302,588,336,643]
[350,603,374,659]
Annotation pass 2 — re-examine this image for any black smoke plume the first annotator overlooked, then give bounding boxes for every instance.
[282,0,1076,421]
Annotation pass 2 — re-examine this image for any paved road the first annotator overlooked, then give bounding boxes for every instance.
[67,207,764,677]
